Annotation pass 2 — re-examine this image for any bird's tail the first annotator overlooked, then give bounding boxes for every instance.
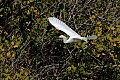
[87,35,97,40]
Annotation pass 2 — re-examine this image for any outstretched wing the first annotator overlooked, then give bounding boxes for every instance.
[48,17,80,37]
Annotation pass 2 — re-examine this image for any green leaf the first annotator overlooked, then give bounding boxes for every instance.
[67,66,71,71]
[71,65,77,71]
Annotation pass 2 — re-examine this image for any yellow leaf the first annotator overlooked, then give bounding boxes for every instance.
[14,45,18,48]
[7,51,11,57]
[110,53,114,58]
[27,10,30,15]
[115,55,117,58]
[34,10,37,13]
[91,41,97,45]
[12,35,15,40]
[11,41,14,45]
[113,59,117,61]
[31,6,34,9]
[102,53,105,55]
[0,14,3,17]
[99,24,102,26]
[89,17,92,20]
[93,10,96,12]
[97,32,101,36]
[99,27,102,31]
[97,21,101,25]
[2,49,4,51]
[5,68,9,73]
[0,54,3,61]
[0,45,2,50]
[117,41,120,43]
[113,43,116,46]
[108,37,112,41]
[4,31,8,35]
[5,76,11,80]
[113,38,120,41]
[12,53,15,58]
[116,25,120,27]
[95,13,98,17]
[29,0,33,2]
[111,26,115,30]
[110,53,116,60]
[16,41,20,45]
[97,21,102,26]
[91,15,96,19]
[96,54,100,57]
[24,77,29,80]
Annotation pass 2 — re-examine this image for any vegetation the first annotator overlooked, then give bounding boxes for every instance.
[0,0,120,79]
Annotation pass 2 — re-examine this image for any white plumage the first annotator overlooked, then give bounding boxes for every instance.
[48,17,97,43]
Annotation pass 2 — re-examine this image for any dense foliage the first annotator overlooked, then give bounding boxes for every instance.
[0,0,120,79]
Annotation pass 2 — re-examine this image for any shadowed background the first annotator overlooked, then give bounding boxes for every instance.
[0,0,120,79]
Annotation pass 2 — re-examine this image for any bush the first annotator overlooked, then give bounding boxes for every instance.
[0,0,120,79]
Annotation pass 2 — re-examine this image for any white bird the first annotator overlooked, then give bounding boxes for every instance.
[48,17,97,43]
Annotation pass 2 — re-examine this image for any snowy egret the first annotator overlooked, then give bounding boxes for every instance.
[48,17,97,43]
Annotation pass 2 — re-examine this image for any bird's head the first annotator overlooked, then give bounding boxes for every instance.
[59,35,66,39]
[59,35,68,43]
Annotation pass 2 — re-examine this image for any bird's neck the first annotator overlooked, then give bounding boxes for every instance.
[62,36,68,43]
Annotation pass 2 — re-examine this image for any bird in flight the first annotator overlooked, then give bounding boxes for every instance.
[48,17,97,43]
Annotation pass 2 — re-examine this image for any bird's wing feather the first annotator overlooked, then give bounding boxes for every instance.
[48,17,80,37]
[87,35,97,40]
